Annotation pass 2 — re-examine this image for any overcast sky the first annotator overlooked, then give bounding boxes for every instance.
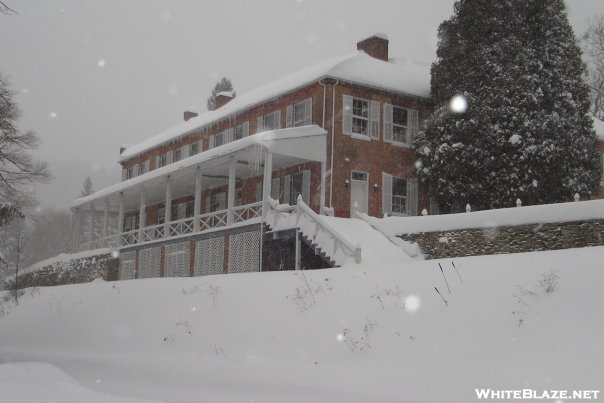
[1,0,603,209]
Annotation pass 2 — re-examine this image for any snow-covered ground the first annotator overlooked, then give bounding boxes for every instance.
[1,247,603,402]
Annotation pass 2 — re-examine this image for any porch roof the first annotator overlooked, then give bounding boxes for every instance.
[72,125,327,210]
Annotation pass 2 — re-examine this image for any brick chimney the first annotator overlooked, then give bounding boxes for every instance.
[184,110,198,121]
[357,34,389,62]
[215,91,234,109]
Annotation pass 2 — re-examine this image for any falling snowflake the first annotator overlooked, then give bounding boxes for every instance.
[336,333,344,342]
[111,250,120,259]
[449,94,468,113]
[404,295,421,313]
[97,59,106,68]
[49,112,57,119]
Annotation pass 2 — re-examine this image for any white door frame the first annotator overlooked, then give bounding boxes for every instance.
[350,170,369,217]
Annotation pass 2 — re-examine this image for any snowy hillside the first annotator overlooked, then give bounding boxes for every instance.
[1,247,603,403]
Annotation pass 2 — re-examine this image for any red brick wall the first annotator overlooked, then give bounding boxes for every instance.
[121,80,433,219]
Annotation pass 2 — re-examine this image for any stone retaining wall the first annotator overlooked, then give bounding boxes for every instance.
[399,219,604,259]
[3,253,119,290]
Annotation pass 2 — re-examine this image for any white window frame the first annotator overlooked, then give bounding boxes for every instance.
[384,104,418,148]
[391,176,408,215]
[214,130,227,147]
[234,121,249,140]
[257,110,281,133]
[343,95,380,140]
[126,166,134,179]
[189,142,199,156]
[172,148,182,163]
[158,153,167,168]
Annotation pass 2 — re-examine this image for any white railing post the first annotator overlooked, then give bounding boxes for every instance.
[262,150,273,220]
[164,176,172,238]
[227,161,236,225]
[194,167,202,232]
[118,192,124,246]
[320,161,326,214]
[354,243,361,264]
[138,187,146,243]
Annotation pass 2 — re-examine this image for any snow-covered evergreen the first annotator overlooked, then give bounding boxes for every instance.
[206,77,236,111]
[415,0,602,211]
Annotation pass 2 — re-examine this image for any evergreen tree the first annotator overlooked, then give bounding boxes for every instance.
[415,0,601,211]
[80,176,94,197]
[206,77,236,111]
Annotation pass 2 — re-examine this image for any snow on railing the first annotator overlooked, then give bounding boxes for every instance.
[233,201,262,223]
[295,195,361,264]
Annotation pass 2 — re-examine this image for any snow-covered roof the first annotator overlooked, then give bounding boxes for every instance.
[119,51,430,161]
[216,91,234,98]
[73,126,327,208]
[591,115,604,140]
[358,32,389,42]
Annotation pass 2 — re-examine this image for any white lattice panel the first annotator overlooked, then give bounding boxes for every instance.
[119,251,136,280]
[165,242,190,277]
[228,230,261,273]
[138,246,161,278]
[194,237,224,276]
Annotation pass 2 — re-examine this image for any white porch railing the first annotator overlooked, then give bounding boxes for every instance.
[294,195,361,264]
[264,196,361,265]
[77,202,263,251]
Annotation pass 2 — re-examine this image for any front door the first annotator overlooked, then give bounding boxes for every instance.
[350,171,368,217]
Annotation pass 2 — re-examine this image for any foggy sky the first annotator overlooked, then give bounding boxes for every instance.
[1,0,602,209]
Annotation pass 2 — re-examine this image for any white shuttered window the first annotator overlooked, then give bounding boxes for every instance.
[382,173,418,216]
[343,95,380,139]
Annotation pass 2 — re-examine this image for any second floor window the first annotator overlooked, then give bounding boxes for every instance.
[257,110,281,133]
[173,148,182,163]
[392,106,409,144]
[158,154,167,168]
[384,104,418,146]
[215,131,226,147]
[138,161,146,176]
[189,142,199,156]
[234,122,249,140]
[286,98,312,128]
[342,95,380,139]
[127,166,134,179]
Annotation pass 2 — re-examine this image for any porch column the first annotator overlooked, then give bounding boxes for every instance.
[262,150,273,219]
[193,167,202,232]
[138,187,146,243]
[320,161,326,215]
[102,198,109,240]
[118,192,124,246]
[88,202,95,246]
[164,176,172,238]
[227,161,236,225]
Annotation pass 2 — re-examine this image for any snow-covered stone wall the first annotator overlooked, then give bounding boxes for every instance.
[3,251,118,290]
[399,219,604,259]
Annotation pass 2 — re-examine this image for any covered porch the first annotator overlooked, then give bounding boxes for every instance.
[71,126,327,252]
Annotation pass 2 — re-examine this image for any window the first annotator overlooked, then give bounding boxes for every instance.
[286,98,312,128]
[189,142,199,156]
[172,148,182,163]
[257,110,281,132]
[289,173,303,204]
[234,122,249,140]
[158,154,167,168]
[185,200,194,218]
[384,104,418,146]
[392,106,409,144]
[126,166,134,179]
[271,177,280,201]
[382,172,417,216]
[214,131,226,147]
[124,215,139,232]
[158,207,165,225]
[343,95,380,139]
[352,98,369,135]
[210,192,226,212]
[391,176,408,214]
[138,161,146,176]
